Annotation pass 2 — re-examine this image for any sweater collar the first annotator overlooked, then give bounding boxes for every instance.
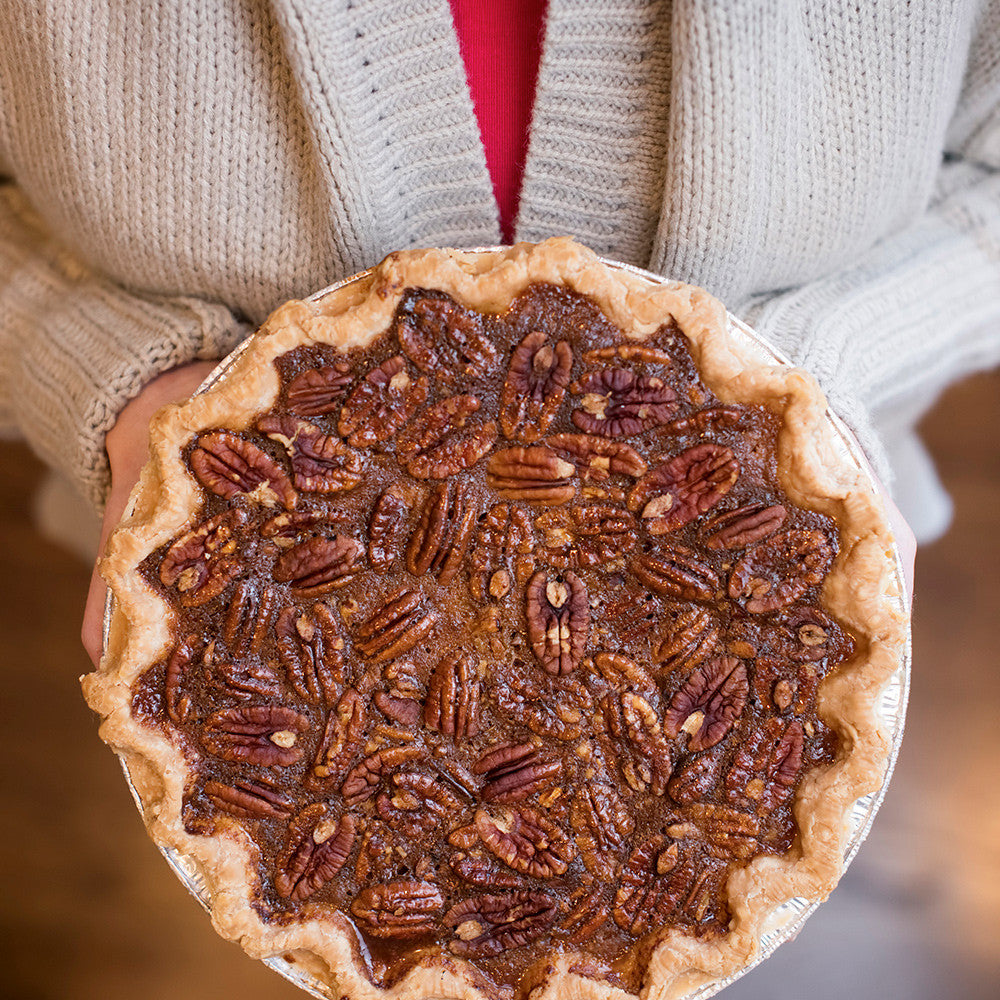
[273,0,669,269]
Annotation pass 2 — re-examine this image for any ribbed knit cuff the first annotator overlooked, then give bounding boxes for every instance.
[0,186,249,511]
[738,162,1000,492]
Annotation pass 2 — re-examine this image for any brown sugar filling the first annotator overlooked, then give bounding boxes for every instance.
[130,283,852,997]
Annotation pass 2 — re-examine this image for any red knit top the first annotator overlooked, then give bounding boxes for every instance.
[449,0,549,243]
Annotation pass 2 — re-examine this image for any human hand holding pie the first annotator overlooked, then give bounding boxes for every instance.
[81,360,219,667]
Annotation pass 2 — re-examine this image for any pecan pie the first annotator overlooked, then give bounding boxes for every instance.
[86,239,908,1000]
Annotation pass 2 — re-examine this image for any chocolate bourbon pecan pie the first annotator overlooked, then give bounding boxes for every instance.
[85,239,908,1000]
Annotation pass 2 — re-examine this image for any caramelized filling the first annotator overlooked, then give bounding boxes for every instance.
[131,283,851,996]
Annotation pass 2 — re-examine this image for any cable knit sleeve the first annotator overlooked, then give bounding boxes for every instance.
[738,8,1000,488]
[0,184,249,510]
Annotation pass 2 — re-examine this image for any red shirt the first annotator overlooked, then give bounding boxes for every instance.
[449,0,548,243]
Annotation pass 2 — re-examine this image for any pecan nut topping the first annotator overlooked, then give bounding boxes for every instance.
[338,355,429,448]
[535,504,637,569]
[486,445,577,505]
[273,535,364,596]
[472,741,562,803]
[159,508,248,606]
[500,330,573,441]
[525,570,590,675]
[444,891,557,958]
[350,881,444,939]
[475,806,576,878]
[407,481,477,584]
[201,705,311,767]
[395,395,497,479]
[396,292,498,383]
[258,414,364,493]
[571,368,677,437]
[664,656,749,751]
[729,529,836,613]
[628,443,739,533]
[189,431,297,508]
[275,806,356,901]
[631,546,720,602]
[424,651,481,738]
[274,602,343,704]
[285,361,353,416]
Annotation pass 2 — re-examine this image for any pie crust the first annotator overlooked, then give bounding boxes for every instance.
[84,238,908,1000]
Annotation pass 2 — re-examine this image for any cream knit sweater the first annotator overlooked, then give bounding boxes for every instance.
[1,1,998,514]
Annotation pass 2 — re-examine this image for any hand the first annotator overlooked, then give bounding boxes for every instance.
[81,361,220,667]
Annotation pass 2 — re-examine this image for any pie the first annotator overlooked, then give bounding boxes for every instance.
[85,238,908,1000]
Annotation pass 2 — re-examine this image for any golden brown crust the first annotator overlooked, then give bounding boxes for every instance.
[84,238,908,1000]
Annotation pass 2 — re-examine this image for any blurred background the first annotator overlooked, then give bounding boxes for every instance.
[1,372,997,1000]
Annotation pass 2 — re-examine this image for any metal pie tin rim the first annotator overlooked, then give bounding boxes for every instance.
[104,248,911,1000]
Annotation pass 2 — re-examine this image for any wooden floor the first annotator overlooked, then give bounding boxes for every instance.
[1,373,998,1000]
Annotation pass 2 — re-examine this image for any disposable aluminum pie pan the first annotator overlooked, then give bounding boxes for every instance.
[103,251,912,999]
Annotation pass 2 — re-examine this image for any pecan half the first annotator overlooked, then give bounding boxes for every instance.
[771,605,852,663]
[628,444,739,533]
[273,535,364,596]
[204,652,283,702]
[494,671,592,741]
[475,806,576,878]
[699,502,787,550]
[275,602,343,703]
[591,651,658,700]
[598,691,672,795]
[396,292,498,383]
[729,529,835,613]
[424,651,481,738]
[368,484,414,573]
[285,361,353,416]
[395,394,497,479]
[355,588,438,663]
[677,803,761,861]
[631,547,720,602]
[341,745,424,805]
[375,772,466,837]
[535,505,637,569]
[545,433,647,481]
[472,742,561,803]
[444,891,557,957]
[667,746,726,805]
[525,570,590,676]
[407,481,477,584]
[351,881,444,938]
[569,783,634,880]
[662,405,743,436]
[312,689,365,781]
[469,503,534,600]
[500,331,573,441]
[223,580,277,658]
[163,637,197,723]
[663,656,749,751]
[258,414,363,492]
[613,837,711,934]
[652,604,720,671]
[338,355,428,447]
[571,369,677,437]
[450,854,528,889]
[275,806,356,901]
[190,431,296,508]
[159,508,248,606]
[202,705,310,766]
[560,886,611,944]
[260,508,344,545]
[486,445,576,505]
[203,778,295,819]
[724,717,804,813]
